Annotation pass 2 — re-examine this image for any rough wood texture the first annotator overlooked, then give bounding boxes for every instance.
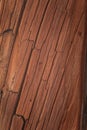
[0,0,86,130]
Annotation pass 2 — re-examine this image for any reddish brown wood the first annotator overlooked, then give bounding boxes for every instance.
[0,0,86,130]
[10,115,24,130]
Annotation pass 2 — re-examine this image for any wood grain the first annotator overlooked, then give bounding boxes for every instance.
[0,0,86,130]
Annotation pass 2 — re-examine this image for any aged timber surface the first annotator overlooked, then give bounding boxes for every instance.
[0,0,86,130]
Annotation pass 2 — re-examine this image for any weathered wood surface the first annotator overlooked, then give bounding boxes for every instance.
[0,0,86,130]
